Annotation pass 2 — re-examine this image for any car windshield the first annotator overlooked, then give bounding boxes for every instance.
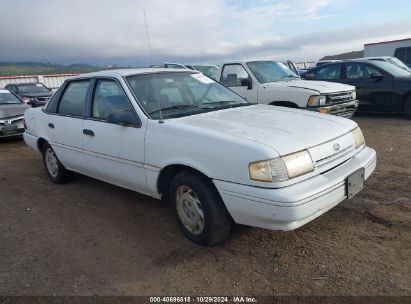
[247,61,299,83]
[386,57,410,70]
[18,84,51,93]
[193,65,218,79]
[0,92,22,104]
[371,60,411,77]
[126,72,250,119]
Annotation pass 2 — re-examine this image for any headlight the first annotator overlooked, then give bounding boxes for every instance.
[307,95,326,107]
[249,150,314,183]
[352,91,357,100]
[352,127,365,148]
[22,97,31,103]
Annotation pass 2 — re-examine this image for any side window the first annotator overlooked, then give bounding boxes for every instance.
[45,93,57,112]
[8,85,16,93]
[364,64,382,76]
[57,80,90,116]
[315,64,341,80]
[346,63,369,79]
[406,47,411,65]
[394,47,406,62]
[92,79,135,121]
[221,64,250,86]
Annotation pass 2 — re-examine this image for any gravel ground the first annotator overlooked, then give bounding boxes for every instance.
[0,114,410,296]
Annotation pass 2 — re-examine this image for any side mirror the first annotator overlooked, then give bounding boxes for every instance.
[27,99,37,107]
[108,110,140,127]
[241,78,252,90]
[304,73,315,80]
[370,72,384,80]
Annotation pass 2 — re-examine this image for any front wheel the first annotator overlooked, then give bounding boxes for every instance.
[42,144,69,183]
[170,171,232,246]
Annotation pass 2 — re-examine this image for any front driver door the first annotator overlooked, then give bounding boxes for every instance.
[220,64,258,103]
[82,78,148,194]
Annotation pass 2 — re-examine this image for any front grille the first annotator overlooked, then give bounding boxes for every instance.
[36,97,50,102]
[329,106,357,118]
[326,91,354,105]
[0,116,24,126]
[316,145,355,168]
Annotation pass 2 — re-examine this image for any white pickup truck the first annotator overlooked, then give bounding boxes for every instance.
[216,60,359,118]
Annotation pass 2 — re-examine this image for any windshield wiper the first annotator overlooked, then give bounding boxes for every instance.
[281,75,300,80]
[148,104,200,115]
[200,100,251,109]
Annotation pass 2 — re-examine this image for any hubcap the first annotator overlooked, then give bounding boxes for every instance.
[45,148,59,178]
[175,185,205,235]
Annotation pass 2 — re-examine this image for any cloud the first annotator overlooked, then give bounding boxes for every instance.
[0,0,409,65]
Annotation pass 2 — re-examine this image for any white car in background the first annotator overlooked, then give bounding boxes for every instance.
[23,69,376,245]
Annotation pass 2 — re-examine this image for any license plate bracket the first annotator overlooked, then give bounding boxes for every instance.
[347,168,365,199]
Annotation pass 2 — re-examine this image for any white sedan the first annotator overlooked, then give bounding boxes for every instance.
[23,69,376,245]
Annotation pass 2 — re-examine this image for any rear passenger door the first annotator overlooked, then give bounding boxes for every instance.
[47,80,91,173]
[82,78,148,193]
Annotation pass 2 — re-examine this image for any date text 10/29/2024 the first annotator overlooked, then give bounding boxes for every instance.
[150,296,257,303]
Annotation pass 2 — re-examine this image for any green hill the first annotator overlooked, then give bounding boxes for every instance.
[0,62,105,76]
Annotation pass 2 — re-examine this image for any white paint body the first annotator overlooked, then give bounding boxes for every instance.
[215,60,356,108]
[23,69,376,232]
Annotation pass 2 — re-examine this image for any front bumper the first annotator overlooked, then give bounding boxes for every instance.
[310,100,359,118]
[0,116,25,138]
[214,146,376,231]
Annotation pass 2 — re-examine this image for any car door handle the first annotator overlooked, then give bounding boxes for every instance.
[48,123,54,129]
[83,129,94,136]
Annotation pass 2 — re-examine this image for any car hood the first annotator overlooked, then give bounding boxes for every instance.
[174,105,357,156]
[0,103,29,118]
[20,91,53,98]
[265,79,355,94]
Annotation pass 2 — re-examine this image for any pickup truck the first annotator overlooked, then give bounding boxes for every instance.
[23,68,376,245]
[216,60,359,118]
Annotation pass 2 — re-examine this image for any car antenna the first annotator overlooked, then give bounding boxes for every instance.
[143,8,164,123]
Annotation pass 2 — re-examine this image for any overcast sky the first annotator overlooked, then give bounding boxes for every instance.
[1,0,410,66]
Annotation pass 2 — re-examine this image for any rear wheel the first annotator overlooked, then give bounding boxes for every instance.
[404,97,411,119]
[170,171,232,246]
[42,143,68,183]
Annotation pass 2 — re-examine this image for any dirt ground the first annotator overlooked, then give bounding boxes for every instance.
[0,114,410,297]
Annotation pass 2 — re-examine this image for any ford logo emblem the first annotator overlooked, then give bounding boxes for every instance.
[333,143,340,151]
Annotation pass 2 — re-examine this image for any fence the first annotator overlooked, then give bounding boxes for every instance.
[0,74,78,91]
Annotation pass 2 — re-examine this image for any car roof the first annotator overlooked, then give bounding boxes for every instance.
[10,83,41,86]
[219,59,281,65]
[0,89,11,93]
[363,56,391,60]
[71,68,196,80]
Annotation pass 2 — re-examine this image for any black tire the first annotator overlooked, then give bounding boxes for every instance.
[404,97,411,119]
[170,170,232,246]
[42,143,68,184]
